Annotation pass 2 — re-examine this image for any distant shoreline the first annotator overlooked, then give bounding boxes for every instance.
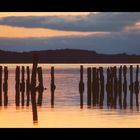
[0,49,140,63]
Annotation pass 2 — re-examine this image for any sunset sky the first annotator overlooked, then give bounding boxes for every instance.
[0,12,140,54]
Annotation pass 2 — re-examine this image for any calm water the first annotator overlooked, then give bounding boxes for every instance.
[0,63,140,128]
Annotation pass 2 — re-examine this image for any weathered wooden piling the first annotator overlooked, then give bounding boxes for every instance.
[87,67,92,107]
[106,67,110,107]
[15,66,20,106]
[0,66,2,106]
[123,65,127,109]
[135,65,139,107]
[96,69,100,105]
[37,67,44,106]
[31,54,38,122]
[79,65,84,108]
[113,66,118,108]
[109,67,113,107]
[129,65,133,108]
[20,66,25,106]
[51,66,56,107]
[99,67,104,107]
[3,67,8,106]
[26,66,30,106]
[118,66,122,109]
[92,68,96,106]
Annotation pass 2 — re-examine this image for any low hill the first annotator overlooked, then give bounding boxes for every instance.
[0,49,139,63]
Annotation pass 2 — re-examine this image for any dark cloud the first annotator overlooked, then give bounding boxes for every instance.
[0,31,140,54]
[0,12,140,32]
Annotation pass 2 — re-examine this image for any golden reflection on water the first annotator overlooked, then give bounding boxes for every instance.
[33,121,38,127]
[0,106,140,128]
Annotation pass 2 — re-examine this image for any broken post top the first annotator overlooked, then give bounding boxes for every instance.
[80,65,83,74]
[80,65,83,69]
[119,66,122,79]
[99,67,103,73]
[123,65,127,74]
[4,67,8,80]
[51,67,54,75]
[130,65,133,69]
[119,66,122,71]
[136,65,139,73]
[80,65,83,81]
[22,66,25,71]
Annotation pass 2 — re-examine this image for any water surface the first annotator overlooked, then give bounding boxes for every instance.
[0,63,140,128]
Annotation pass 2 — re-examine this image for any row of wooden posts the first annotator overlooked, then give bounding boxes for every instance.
[0,67,55,106]
[79,65,140,109]
[0,65,139,109]
[0,65,139,108]
[0,55,56,122]
[0,61,140,121]
[15,66,45,107]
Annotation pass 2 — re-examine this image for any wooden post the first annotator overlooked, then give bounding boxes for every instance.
[51,67,56,107]
[3,66,8,106]
[129,65,133,108]
[113,66,118,108]
[123,65,127,109]
[31,54,38,122]
[92,68,96,106]
[99,67,104,107]
[106,67,110,107]
[118,66,122,109]
[135,65,139,107]
[37,67,44,106]
[110,67,113,107]
[20,66,25,106]
[26,66,30,106]
[79,65,84,108]
[0,66,2,106]
[15,66,20,106]
[87,67,92,107]
[96,69,100,105]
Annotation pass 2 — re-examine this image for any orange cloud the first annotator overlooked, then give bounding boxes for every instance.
[0,25,110,38]
[123,21,140,31]
[0,12,91,18]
